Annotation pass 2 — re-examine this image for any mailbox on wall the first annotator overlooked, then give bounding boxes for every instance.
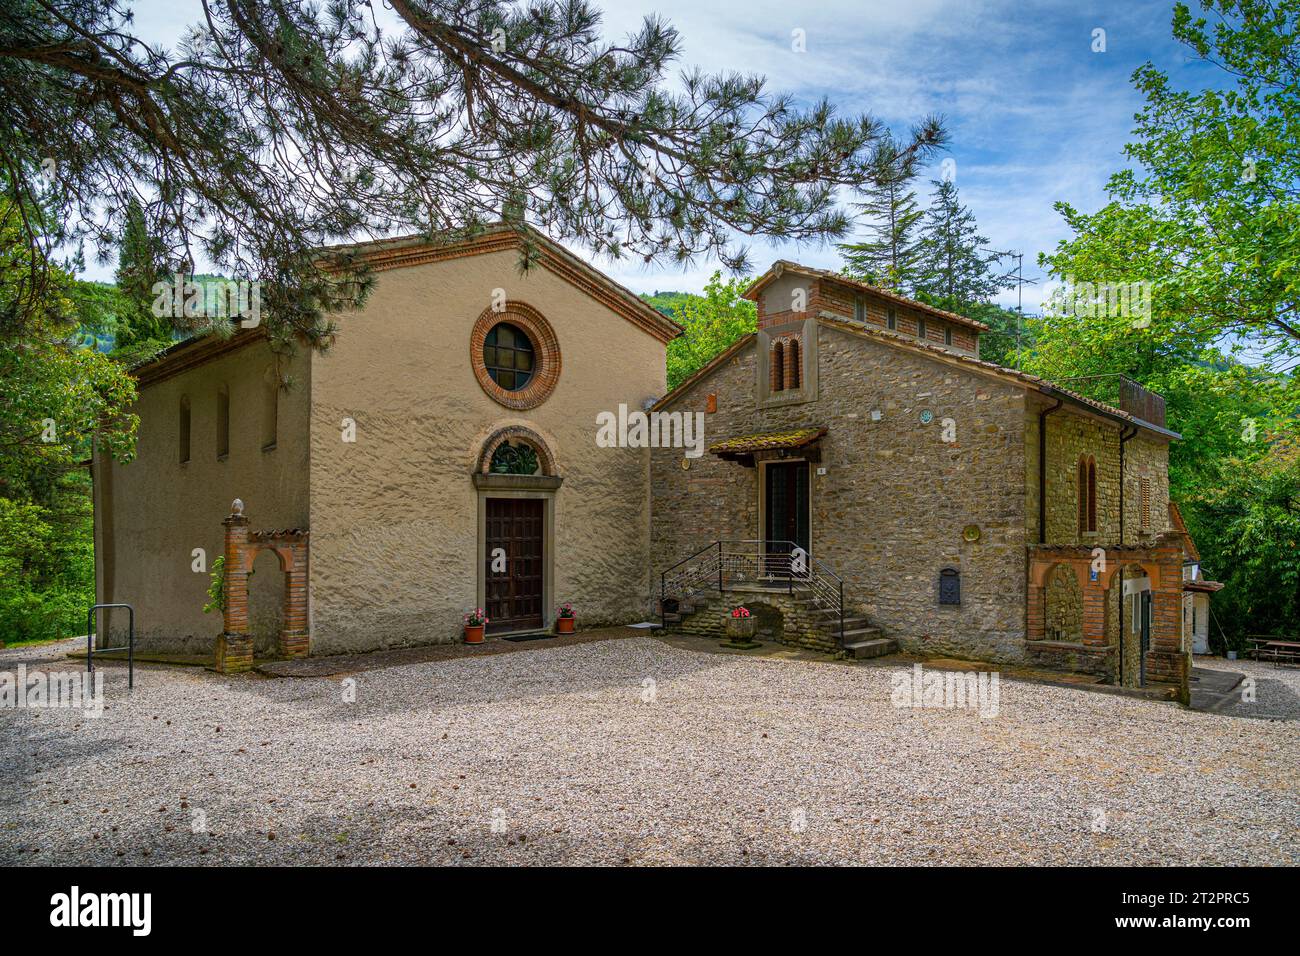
[939,567,961,605]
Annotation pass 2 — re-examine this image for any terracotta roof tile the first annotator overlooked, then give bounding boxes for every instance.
[709,427,827,456]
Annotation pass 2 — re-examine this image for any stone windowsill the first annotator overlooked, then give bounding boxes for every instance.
[471,473,563,491]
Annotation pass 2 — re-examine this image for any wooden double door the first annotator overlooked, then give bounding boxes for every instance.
[484,498,544,633]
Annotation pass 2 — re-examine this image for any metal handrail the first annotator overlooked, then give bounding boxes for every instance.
[659,541,850,647]
[87,603,134,691]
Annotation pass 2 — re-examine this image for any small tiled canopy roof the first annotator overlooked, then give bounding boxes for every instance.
[709,427,827,457]
[1184,579,1225,593]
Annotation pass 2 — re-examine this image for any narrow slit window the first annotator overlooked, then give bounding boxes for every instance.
[179,396,191,464]
[1078,458,1088,532]
[771,341,785,392]
[854,295,866,323]
[917,317,927,340]
[217,386,230,459]
[787,338,801,389]
[944,327,953,346]
[1087,457,1097,532]
[887,308,896,330]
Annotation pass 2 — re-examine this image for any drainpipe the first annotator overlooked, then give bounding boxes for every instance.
[1116,424,1138,684]
[1038,397,1063,544]
[1118,425,1138,545]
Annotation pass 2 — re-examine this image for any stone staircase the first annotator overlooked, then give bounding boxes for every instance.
[662,584,897,660]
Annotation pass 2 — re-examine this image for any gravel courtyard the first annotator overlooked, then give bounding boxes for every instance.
[2,633,1297,866]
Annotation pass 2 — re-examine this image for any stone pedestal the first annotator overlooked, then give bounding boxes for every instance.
[216,633,254,673]
[279,629,310,659]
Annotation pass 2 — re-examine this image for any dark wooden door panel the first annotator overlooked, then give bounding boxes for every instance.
[764,462,810,560]
[485,498,544,633]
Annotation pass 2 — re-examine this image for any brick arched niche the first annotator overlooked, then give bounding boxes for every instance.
[477,425,557,476]
[215,499,309,673]
[1027,535,1188,699]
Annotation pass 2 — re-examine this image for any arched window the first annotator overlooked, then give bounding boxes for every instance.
[179,396,191,464]
[217,385,230,460]
[786,337,801,390]
[1078,455,1097,533]
[771,340,785,392]
[1087,457,1097,532]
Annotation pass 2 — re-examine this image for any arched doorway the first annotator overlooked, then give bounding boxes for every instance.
[473,426,561,635]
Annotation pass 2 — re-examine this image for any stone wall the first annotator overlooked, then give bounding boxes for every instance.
[671,589,841,655]
[652,319,1032,665]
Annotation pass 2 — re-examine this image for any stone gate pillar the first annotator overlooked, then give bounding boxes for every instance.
[216,499,254,674]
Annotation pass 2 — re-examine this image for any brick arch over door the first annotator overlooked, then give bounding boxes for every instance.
[477,425,558,476]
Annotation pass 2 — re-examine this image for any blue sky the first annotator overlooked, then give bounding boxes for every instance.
[88,0,1218,312]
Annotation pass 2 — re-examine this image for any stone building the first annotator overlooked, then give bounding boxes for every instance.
[93,235,1202,701]
[651,260,1196,699]
[92,225,678,665]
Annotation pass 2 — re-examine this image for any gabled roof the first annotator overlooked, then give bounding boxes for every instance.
[1168,501,1201,562]
[324,223,681,344]
[743,260,991,332]
[653,312,1181,441]
[130,224,682,386]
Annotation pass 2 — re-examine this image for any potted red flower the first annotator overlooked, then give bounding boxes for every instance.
[722,605,760,648]
[464,608,488,644]
[556,603,576,634]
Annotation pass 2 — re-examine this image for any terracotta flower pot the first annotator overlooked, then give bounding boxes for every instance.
[465,624,485,644]
[557,616,575,634]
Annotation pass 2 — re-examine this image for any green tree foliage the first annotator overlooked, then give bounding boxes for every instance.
[1040,0,1300,368]
[0,197,138,642]
[665,272,756,391]
[914,179,1015,311]
[1030,0,1300,640]
[0,0,943,349]
[1193,440,1300,649]
[112,198,173,363]
[837,134,929,289]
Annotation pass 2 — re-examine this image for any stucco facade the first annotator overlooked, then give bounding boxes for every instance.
[93,227,674,659]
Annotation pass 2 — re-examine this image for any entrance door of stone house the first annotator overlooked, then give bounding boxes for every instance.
[764,460,810,575]
[484,498,544,633]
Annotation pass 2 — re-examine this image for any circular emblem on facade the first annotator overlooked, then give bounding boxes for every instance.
[919,409,934,425]
[680,458,691,471]
[962,524,981,543]
[471,302,561,410]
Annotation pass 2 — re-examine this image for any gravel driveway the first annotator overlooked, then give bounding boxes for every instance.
[2,634,1296,866]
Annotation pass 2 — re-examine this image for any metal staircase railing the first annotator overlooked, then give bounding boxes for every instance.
[660,540,847,647]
